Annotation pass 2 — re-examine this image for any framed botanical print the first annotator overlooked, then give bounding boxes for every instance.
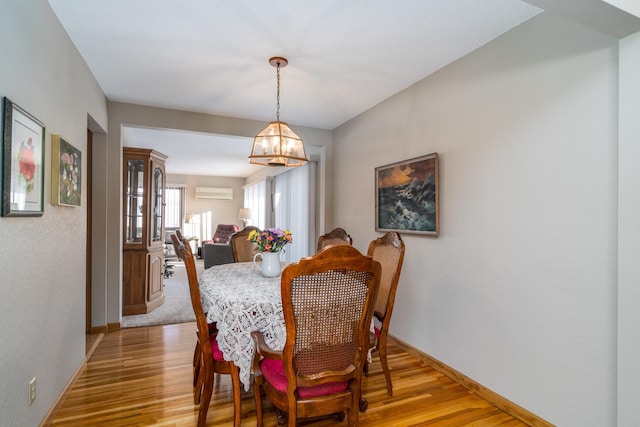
[375,152,439,237]
[1,98,45,217]
[51,135,81,207]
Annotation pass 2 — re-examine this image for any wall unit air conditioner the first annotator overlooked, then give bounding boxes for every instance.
[195,187,233,200]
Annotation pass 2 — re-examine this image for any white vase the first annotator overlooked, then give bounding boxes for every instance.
[253,251,281,277]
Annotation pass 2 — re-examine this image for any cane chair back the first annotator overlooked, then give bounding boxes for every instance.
[230,226,261,262]
[171,235,242,427]
[366,231,405,396]
[316,227,353,252]
[252,245,381,427]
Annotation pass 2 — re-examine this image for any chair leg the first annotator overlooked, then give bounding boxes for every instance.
[348,405,357,427]
[379,342,393,396]
[197,370,214,427]
[230,365,242,427]
[194,359,204,405]
[193,342,202,404]
[193,341,200,372]
[287,409,296,427]
[253,376,264,427]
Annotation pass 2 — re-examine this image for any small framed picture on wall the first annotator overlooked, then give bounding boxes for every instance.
[1,97,45,217]
[51,134,81,207]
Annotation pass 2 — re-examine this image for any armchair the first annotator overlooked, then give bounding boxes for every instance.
[212,224,239,244]
[201,224,239,269]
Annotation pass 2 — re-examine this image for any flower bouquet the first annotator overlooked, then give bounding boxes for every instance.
[248,228,293,253]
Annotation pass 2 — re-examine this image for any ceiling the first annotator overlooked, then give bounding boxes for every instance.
[48,0,542,177]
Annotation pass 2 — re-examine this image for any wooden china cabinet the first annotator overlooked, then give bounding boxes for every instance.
[122,147,168,315]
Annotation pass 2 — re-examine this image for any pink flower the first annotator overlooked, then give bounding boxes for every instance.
[19,138,35,182]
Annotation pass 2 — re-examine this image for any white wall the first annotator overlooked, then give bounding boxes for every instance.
[166,173,247,239]
[0,1,108,426]
[333,12,622,426]
[617,29,640,427]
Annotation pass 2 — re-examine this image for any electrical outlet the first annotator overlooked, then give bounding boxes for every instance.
[28,377,36,406]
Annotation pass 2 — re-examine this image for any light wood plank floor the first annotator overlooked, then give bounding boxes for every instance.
[48,322,526,426]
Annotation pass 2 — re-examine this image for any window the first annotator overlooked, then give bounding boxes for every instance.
[164,185,185,229]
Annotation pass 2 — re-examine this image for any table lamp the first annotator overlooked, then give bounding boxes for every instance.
[239,208,252,228]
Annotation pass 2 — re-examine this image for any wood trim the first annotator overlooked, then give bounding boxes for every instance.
[40,333,104,426]
[89,325,107,335]
[388,335,555,427]
[86,129,93,333]
[90,323,120,334]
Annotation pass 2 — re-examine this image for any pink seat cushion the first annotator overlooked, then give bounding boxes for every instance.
[374,326,381,337]
[260,358,348,398]
[209,334,225,361]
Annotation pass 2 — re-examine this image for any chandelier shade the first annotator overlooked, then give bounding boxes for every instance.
[249,57,308,167]
[250,121,307,167]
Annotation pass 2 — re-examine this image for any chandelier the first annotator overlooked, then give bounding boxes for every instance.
[249,57,308,167]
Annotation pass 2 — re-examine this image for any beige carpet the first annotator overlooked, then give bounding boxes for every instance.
[121,259,203,328]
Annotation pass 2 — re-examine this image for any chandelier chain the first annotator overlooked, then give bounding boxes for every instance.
[276,61,281,122]
[249,56,307,167]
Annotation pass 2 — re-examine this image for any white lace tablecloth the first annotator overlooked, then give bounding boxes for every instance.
[199,262,286,390]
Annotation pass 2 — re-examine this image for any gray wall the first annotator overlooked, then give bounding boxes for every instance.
[0,1,108,426]
[333,11,639,426]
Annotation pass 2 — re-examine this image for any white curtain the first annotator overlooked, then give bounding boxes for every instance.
[243,179,270,230]
[273,162,315,262]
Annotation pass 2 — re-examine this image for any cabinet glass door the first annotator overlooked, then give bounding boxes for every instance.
[151,166,164,243]
[125,159,145,244]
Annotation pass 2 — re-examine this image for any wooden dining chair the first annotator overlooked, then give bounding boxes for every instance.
[172,234,217,405]
[252,245,381,427]
[171,234,242,427]
[230,225,260,262]
[316,227,353,252]
[170,231,184,261]
[365,231,405,396]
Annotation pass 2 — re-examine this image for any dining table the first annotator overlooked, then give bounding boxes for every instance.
[199,261,287,391]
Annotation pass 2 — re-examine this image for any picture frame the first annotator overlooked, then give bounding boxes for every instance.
[51,135,81,207]
[375,152,439,237]
[1,98,45,217]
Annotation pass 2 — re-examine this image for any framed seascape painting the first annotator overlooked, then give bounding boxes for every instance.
[375,152,439,237]
[51,135,81,207]
[1,98,45,217]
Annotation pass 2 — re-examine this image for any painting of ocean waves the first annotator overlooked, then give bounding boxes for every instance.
[376,153,438,236]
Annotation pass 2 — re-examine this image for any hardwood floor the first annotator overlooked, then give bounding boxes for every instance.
[48,322,527,426]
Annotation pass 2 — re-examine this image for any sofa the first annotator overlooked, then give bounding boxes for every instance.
[202,224,239,268]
